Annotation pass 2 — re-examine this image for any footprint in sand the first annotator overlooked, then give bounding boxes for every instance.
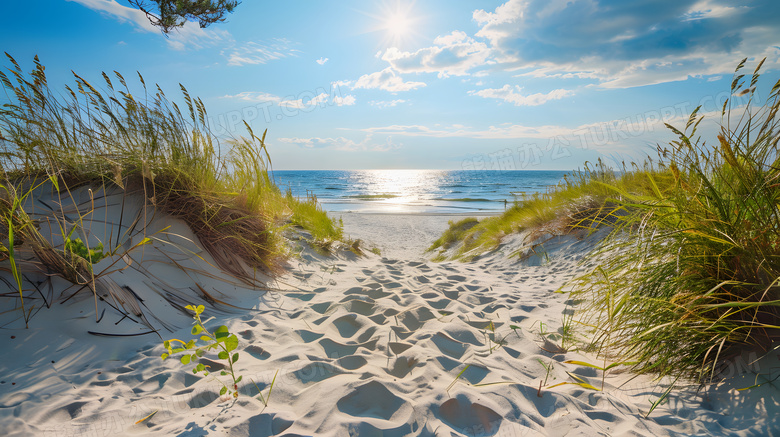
[317,337,378,356]
[292,361,342,385]
[48,401,88,421]
[245,345,271,360]
[345,284,392,300]
[336,355,368,370]
[187,390,220,409]
[415,275,431,283]
[421,292,450,310]
[310,302,332,315]
[431,332,469,360]
[331,314,364,338]
[388,356,420,378]
[388,341,413,355]
[337,380,409,421]
[396,307,436,331]
[438,394,503,435]
[338,297,376,316]
[231,413,294,436]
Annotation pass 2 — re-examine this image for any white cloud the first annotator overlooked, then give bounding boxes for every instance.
[68,0,229,51]
[369,99,407,108]
[278,134,398,152]
[68,0,156,31]
[470,0,780,88]
[222,90,354,108]
[380,31,491,78]
[332,80,353,89]
[224,39,298,66]
[358,123,567,140]
[683,0,745,21]
[220,91,282,103]
[316,57,329,65]
[279,92,329,109]
[70,0,301,66]
[352,68,426,93]
[469,85,573,106]
[333,95,357,106]
[356,107,721,148]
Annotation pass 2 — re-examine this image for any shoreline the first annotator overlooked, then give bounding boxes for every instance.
[332,211,496,259]
[329,210,503,217]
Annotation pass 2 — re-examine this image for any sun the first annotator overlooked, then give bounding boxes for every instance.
[356,1,423,49]
[385,12,411,39]
[368,1,421,48]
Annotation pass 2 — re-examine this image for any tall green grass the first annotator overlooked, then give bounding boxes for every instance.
[427,158,670,261]
[429,58,780,382]
[569,58,780,381]
[0,54,341,326]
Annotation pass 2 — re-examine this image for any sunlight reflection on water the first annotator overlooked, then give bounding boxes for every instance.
[275,169,567,214]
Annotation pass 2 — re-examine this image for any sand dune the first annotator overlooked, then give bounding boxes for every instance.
[0,187,778,436]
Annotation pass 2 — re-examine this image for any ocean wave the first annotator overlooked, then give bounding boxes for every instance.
[434,197,495,202]
[345,194,399,199]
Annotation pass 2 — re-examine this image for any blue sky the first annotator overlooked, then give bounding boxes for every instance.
[2,0,779,170]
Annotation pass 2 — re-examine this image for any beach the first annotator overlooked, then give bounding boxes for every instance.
[2,3,779,434]
[1,195,777,437]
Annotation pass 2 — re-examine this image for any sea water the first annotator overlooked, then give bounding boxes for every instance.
[274,170,569,214]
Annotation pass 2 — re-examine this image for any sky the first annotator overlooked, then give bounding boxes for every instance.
[2,0,779,170]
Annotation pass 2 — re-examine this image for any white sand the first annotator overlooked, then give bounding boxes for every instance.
[336,212,495,259]
[1,187,778,436]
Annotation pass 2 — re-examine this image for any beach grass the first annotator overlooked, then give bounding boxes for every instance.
[431,58,780,382]
[0,54,341,325]
[427,158,669,260]
[569,58,780,381]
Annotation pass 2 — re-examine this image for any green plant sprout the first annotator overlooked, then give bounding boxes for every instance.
[536,357,556,397]
[64,236,105,265]
[252,370,279,409]
[563,359,637,391]
[548,371,602,391]
[482,321,507,354]
[646,376,679,418]
[538,358,555,385]
[161,304,242,399]
[446,364,471,396]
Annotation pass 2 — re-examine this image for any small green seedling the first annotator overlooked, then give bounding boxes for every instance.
[161,304,242,399]
[563,359,637,390]
[538,358,555,385]
[483,321,507,354]
[446,364,471,396]
[252,370,279,409]
[536,358,557,397]
[547,371,602,391]
[65,237,106,264]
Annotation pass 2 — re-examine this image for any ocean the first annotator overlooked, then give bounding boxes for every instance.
[273,170,569,214]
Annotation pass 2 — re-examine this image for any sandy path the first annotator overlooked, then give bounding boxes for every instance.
[1,206,778,436]
[336,212,494,259]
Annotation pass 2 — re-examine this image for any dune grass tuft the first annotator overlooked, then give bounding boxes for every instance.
[429,58,780,383]
[569,58,780,381]
[0,54,341,327]
[427,158,668,261]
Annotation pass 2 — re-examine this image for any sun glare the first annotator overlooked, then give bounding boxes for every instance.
[361,1,421,48]
[386,12,410,38]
